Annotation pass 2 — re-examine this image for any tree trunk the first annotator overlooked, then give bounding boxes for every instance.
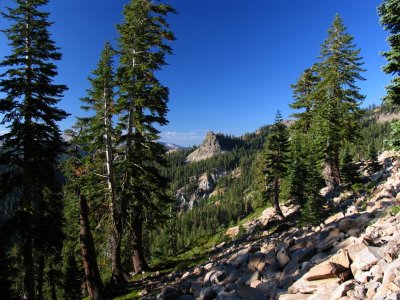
[273,178,285,220]
[36,254,44,300]
[323,155,341,191]
[110,234,128,284]
[22,16,35,299]
[131,217,149,274]
[323,137,341,191]
[78,187,104,300]
[104,90,128,285]
[22,232,35,300]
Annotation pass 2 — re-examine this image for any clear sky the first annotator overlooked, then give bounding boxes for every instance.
[0,0,391,146]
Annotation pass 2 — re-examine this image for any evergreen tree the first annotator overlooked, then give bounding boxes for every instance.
[287,131,307,206]
[384,120,400,151]
[116,0,175,273]
[290,67,319,132]
[260,111,290,220]
[340,148,360,185]
[0,0,68,298]
[366,144,380,174]
[300,134,325,226]
[313,15,365,190]
[79,42,128,285]
[378,0,400,104]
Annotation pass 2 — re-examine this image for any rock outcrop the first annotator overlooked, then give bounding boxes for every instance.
[138,151,400,300]
[176,169,227,210]
[186,132,224,162]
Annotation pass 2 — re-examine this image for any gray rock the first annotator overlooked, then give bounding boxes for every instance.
[308,279,340,300]
[199,287,216,300]
[255,280,277,298]
[177,296,195,300]
[316,228,341,252]
[276,246,290,268]
[204,270,216,284]
[236,271,261,286]
[210,271,226,285]
[281,258,300,279]
[215,290,241,300]
[351,246,382,273]
[330,280,355,300]
[159,286,183,300]
[224,269,241,284]
[366,281,381,298]
[278,294,310,300]
[374,259,400,299]
[190,280,203,294]
[290,247,316,263]
[247,252,266,272]
[235,284,265,300]
[384,292,400,300]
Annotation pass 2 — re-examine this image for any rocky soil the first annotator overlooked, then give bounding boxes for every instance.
[138,151,400,300]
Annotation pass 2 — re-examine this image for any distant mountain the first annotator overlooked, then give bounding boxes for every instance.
[160,142,187,152]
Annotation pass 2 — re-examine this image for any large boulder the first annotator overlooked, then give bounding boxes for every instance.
[304,261,350,281]
[351,246,382,274]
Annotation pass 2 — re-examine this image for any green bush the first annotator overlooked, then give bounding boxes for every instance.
[390,206,400,216]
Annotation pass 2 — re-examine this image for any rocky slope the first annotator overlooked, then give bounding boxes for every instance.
[136,151,400,300]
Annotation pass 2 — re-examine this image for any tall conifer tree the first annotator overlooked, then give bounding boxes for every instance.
[116,0,175,273]
[79,43,128,285]
[0,0,67,298]
[313,15,365,190]
[378,0,400,104]
[261,111,289,220]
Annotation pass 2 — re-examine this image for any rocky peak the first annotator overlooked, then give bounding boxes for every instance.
[186,131,223,162]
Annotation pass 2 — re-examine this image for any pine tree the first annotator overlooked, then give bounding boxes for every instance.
[366,144,380,174]
[260,111,290,220]
[340,148,360,185]
[287,131,307,206]
[116,0,175,273]
[0,0,68,298]
[378,0,400,104]
[300,134,325,226]
[313,15,365,190]
[384,120,400,151]
[79,42,128,285]
[290,67,319,132]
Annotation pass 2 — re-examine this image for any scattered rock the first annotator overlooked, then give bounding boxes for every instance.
[159,286,183,300]
[235,284,265,300]
[276,246,290,268]
[331,280,355,300]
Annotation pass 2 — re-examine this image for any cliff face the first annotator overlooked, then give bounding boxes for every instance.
[176,169,227,210]
[186,132,224,162]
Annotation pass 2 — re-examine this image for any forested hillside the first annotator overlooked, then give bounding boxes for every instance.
[0,0,400,299]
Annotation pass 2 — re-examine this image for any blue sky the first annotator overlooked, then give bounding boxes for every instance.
[0,0,391,146]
